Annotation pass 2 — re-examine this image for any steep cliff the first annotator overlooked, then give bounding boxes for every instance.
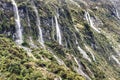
[0,0,120,80]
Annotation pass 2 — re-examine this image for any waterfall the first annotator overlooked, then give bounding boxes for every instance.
[84,44,96,61]
[85,11,100,33]
[11,1,37,60]
[116,9,120,19]
[111,55,120,66]
[73,56,91,80]
[32,1,44,47]
[77,46,91,62]
[11,0,23,45]
[55,15,62,45]
[76,40,91,62]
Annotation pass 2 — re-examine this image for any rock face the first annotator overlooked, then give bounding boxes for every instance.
[0,0,120,80]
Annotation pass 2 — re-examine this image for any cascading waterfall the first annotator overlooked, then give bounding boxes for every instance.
[115,9,120,19]
[11,2,36,60]
[73,56,91,80]
[76,40,91,62]
[77,46,92,62]
[55,15,62,45]
[32,1,44,47]
[11,0,23,45]
[74,26,91,62]
[84,44,96,61]
[111,55,120,66]
[85,11,100,33]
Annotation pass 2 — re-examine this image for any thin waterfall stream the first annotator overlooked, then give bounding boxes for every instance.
[11,0,37,60]
[76,40,92,62]
[11,0,23,45]
[111,55,120,66]
[55,15,62,45]
[85,11,100,33]
[32,1,45,47]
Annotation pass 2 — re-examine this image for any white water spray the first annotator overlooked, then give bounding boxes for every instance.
[11,0,23,44]
[116,10,120,19]
[111,55,120,66]
[55,15,62,45]
[76,40,91,62]
[78,46,92,62]
[12,1,37,60]
[85,11,100,33]
[32,1,44,47]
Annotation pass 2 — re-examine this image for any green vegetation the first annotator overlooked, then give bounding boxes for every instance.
[0,0,120,80]
[0,36,85,80]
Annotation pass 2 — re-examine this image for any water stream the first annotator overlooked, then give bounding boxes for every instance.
[11,0,23,44]
[55,15,62,45]
[111,55,120,66]
[76,40,91,62]
[32,1,45,47]
[85,11,100,33]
